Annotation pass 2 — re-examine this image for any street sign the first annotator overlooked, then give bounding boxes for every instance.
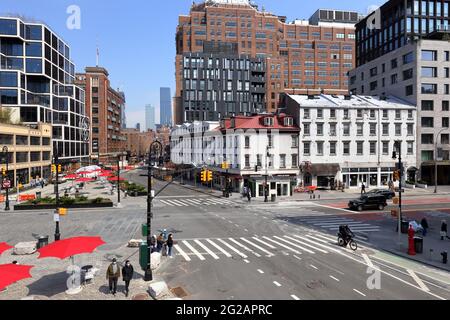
[53,214,60,222]
[2,180,11,189]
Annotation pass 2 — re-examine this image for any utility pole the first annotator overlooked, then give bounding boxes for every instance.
[393,141,402,248]
[2,146,10,211]
[117,155,121,206]
[264,145,269,203]
[54,151,61,241]
[434,128,447,194]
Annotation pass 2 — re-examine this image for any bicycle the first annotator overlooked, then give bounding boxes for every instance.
[337,234,358,251]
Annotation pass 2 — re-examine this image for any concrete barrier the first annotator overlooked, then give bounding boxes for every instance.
[14,241,37,255]
[148,281,169,299]
[151,252,161,270]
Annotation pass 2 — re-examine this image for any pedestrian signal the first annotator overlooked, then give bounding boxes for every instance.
[201,170,207,182]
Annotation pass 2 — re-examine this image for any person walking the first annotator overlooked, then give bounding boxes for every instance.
[166,234,174,258]
[122,260,134,298]
[242,186,247,199]
[106,258,121,295]
[421,218,429,237]
[361,183,366,194]
[150,235,157,253]
[441,220,448,240]
[246,188,251,202]
[156,234,164,253]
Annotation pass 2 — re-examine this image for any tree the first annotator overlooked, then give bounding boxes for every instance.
[0,107,14,124]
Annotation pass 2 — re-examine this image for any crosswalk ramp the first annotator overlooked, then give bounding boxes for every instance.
[156,197,235,208]
[296,216,381,233]
[173,234,343,262]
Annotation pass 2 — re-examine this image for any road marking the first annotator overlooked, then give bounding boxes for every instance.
[329,275,340,282]
[293,255,302,260]
[262,236,301,254]
[244,229,249,232]
[235,224,240,228]
[182,241,205,261]
[206,239,232,258]
[257,269,264,274]
[228,238,261,257]
[194,240,219,260]
[216,239,248,259]
[240,238,274,257]
[407,269,430,292]
[284,235,328,254]
[273,281,282,287]
[174,244,191,261]
[312,220,356,226]
[361,254,374,268]
[252,237,277,249]
[159,200,175,207]
[294,235,341,253]
[221,217,226,220]
[353,289,366,297]
[310,264,318,270]
[244,259,250,264]
[228,221,234,224]
[310,202,353,213]
[166,199,183,207]
[291,295,300,300]
[172,199,191,207]
[273,236,315,254]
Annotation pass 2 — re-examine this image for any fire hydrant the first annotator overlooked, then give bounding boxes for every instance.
[408,225,416,256]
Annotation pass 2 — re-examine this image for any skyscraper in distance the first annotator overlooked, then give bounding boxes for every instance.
[160,87,172,126]
[145,104,156,131]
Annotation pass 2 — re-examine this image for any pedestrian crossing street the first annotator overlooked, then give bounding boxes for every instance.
[173,233,347,262]
[156,197,235,208]
[297,215,381,233]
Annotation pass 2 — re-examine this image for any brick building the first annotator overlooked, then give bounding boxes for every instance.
[174,0,360,124]
[75,67,126,163]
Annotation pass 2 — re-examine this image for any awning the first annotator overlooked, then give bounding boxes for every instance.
[407,166,418,171]
[310,164,340,176]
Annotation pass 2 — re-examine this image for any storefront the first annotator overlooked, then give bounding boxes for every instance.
[341,167,397,189]
[244,175,296,198]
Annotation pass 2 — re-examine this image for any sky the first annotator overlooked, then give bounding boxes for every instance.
[0,0,385,128]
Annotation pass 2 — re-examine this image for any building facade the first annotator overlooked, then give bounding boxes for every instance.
[122,128,156,161]
[0,17,89,163]
[0,122,52,186]
[170,114,300,198]
[145,104,156,131]
[160,87,172,126]
[75,67,126,163]
[174,0,359,124]
[283,94,417,189]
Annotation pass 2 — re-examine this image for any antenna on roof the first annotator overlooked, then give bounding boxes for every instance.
[96,37,100,67]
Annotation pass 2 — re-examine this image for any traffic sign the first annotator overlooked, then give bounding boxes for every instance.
[2,180,11,189]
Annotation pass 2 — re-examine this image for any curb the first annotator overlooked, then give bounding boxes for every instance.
[172,182,224,199]
[380,247,450,273]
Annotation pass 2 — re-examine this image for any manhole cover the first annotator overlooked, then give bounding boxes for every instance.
[306,280,325,289]
[132,293,150,300]
[171,286,189,298]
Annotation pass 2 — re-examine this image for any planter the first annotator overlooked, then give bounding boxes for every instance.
[14,201,113,211]
[416,183,428,189]
[405,183,416,189]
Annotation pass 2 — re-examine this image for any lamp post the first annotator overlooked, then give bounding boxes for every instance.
[2,146,10,211]
[117,154,121,206]
[53,151,61,241]
[144,140,162,282]
[264,145,269,203]
[434,128,448,194]
[392,141,403,247]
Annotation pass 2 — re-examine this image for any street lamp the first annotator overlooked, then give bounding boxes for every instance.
[434,128,448,194]
[144,140,163,282]
[2,146,10,211]
[264,145,270,203]
[53,150,61,241]
[117,154,121,207]
[392,141,403,248]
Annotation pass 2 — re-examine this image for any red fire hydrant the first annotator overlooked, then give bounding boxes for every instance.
[408,225,416,256]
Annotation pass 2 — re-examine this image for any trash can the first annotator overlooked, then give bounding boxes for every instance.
[36,235,49,249]
[271,194,276,202]
[139,241,148,271]
[36,192,42,199]
[401,221,409,234]
[414,237,423,254]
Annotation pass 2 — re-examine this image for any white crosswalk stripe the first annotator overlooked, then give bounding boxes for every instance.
[206,239,232,258]
[157,197,234,208]
[174,244,191,261]
[273,236,315,254]
[283,235,328,254]
[240,238,274,257]
[228,238,262,257]
[182,240,205,261]
[194,240,220,260]
[300,216,380,233]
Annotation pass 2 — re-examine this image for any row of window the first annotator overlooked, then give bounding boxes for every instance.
[303,141,415,156]
[0,134,50,146]
[303,122,415,136]
[303,108,414,120]
[244,154,298,169]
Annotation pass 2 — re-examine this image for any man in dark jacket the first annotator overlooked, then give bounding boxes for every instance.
[122,260,134,297]
[106,258,121,295]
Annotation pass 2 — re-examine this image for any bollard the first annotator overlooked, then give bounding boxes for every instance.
[318,195,321,199]
[310,194,312,199]
[442,251,448,264]
[313,195,316,200]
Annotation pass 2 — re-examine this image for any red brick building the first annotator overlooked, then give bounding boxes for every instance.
[174,1,359,124]
[75,67,126,163]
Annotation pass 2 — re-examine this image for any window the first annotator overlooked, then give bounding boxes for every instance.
[245,136,250,148]
[403,52,414,64]
[267,135,273,148]
[421,117,434,128]
[317,123,324,136]
[316,142,324,156]
[383,123,389,135]
[16,152,28,163]
[383,110,388,119]
[383,141,389,155]
[422,50,437,61]
[357,141,364,155]
[422,151,434,161]
[407,123,414,136]
[0,89,18,104]
[330,109,336,118]
[395,110,401,120]
[303,123,310,135]
[330,142,337,155]
[421,83,437,94]
[16,135,28,145]
[391,58,398,69]
[443,117,449,128]
[0,71,17,87]
[291,154,298,168]
[343,141,350,155]
[330,123,337,136]
[403,68,414,80]
[395,123,402,136]
[357,123,363,136]
[25,42,42,57]
[0,19,17,35]
[405,85,414,96]
[304,142,311,156]
[370,67,378,77]
[443,101,450,111]
[370,81,378,91]
[407,142,414,155]
[26,58,42,73]
[304,109,310,119]
[391,74,398,84]
[408,110,413,119]
[422,134,434,144]
[264,117,274,126]
[317,109,323,119]
[442,134,450,145]
[30,136,40,145]
[422,100,434,111]
[245,155,250,168]
[370,123,377,135]
[280,154,286,168]
[421,67,437,78]
[343,123,350,135]
[370,142,376,155]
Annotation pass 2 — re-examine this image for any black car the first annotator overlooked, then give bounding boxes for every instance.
[348,195,387,211]
[366,189,395,199]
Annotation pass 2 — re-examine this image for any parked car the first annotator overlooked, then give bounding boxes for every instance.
[366,189,395,199]
[348,195,387,211]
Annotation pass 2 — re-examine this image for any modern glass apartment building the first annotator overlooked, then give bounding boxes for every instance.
[0,17,89,163]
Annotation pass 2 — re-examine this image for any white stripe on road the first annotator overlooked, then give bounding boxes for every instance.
[160,200,175,207]
[184,199,201,205]
[362,254,374,268]
[182,241,205,261]
[310,265,318,270]
[273,281,282,287]
[317,222,372,227]
[353,289,366,297]
[329,275,340,282]
[252,237,277,249]
[244,259,250,264]
[312,220,356,226]
[262,236,301,254]
[240,238,274,257]
[293,235,341,253]
[174,244,191,261]
[257,269,264,274]
[284,235,328,254]
[206,239,232,258]
[291,295,301,300]
[216,239,248,259]
[194,240,219,260]
[407,269,430,292]
[166,200,184,207]
[273,236,315,254]
[293,255,302,261]
[229,238,261,257]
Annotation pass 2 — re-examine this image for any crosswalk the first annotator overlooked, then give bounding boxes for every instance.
[296,216,381,233]
[173,233,344,262]
[156,197,235,208]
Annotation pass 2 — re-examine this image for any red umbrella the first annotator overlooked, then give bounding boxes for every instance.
[64,174,79,180]
[0,242,13,256]
[108,176,125,182]
[37,236,105,260]
[92,169,102,172]
[77,171,92,175]
[0,264,34,291]
[308,186,318,191]
[75,177,94,183]
[99,171,113,177]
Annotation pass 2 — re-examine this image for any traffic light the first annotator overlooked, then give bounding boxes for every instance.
[58,165,62,173]
[1,167,5,177]
[201,170,207,182]
[51,164,56,173]
[207,171,213,182]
